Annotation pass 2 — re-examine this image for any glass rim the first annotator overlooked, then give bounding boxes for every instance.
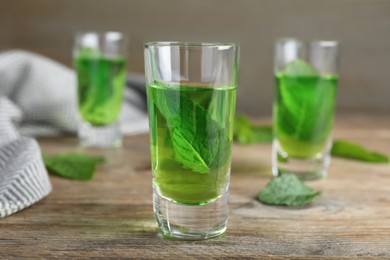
[75,30,128,39]
[275,37,339,45]
[144,41,239,48]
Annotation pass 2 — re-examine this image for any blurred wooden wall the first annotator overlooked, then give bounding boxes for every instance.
[1,0,390,116]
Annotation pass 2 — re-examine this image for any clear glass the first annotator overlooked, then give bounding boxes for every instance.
[144,42,239,239]
[74,31,128,148]
[273,38,339,180]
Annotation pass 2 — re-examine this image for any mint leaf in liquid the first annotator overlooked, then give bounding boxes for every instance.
[283,59,318,77]
[275,58,338,158]
[152,84,232,174]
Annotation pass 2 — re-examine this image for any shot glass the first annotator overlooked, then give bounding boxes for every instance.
[273,38,339,180]
[74,31,128,148]
[144,42,239,239]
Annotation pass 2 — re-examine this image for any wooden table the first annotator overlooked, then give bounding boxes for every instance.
[1,115,390,258]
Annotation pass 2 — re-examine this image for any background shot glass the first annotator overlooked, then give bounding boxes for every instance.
[74,31,128,148]
[144,42,239,239]
[273,38,339,180]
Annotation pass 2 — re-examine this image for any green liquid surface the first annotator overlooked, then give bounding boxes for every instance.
[76,55,126,126]
[274,73,338,158]
[147,82,236,205]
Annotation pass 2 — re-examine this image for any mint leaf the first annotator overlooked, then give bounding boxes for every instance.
[170,128,210,173]
[152,87,230,174]
[44,153,106,180]
[252,125,273,142]
[258,174,321,206]
[276,59,335,149]
[283,59,318,76]
[275,74,337,145]
[234,113,389,164]
[77,47,101,59]
[233,115,272,144]
[331,140,389,163]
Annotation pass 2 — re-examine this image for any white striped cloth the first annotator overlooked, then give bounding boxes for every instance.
[0,137,52,217]
[0,50,149,217]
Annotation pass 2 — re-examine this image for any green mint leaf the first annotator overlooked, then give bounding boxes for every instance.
[233,115,253,144]
[258,174,321,206]
[275,73,337,147]
[170,128,210,173]
[233,114,272,144]
[44,153,106,180]
[277,59,335,148]
[252,125,273,143]
[153,87,230,174]
[77,47,102,59]
[283,59,318,76]
[331,140,389,163]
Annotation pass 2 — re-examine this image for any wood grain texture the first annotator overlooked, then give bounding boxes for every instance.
[1,0,390,116]
[1,115,390,258]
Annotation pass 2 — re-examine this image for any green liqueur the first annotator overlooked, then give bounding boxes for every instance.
[147,82,236,205]
[274,60,338,159]
[76,49,126,126]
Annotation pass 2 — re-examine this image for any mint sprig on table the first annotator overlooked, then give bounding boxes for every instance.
[331,140,389,163]
[44,153,106,180]
[234,115,272,144]
[258,174,321,206]
[233,115,389,163]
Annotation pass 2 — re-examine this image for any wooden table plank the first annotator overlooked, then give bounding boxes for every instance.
[1,116,390,258]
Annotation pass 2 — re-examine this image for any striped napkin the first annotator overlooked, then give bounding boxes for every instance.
[0,50,148,217]
[0,90,52,218]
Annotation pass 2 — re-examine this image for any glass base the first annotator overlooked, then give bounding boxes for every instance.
[153,184,228,240]
[78,121,122,148]
[272,140,331,181]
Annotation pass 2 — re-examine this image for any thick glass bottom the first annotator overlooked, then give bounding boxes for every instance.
[78,120,122,148]
[272,140,331,181]
[153,183,228,240]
